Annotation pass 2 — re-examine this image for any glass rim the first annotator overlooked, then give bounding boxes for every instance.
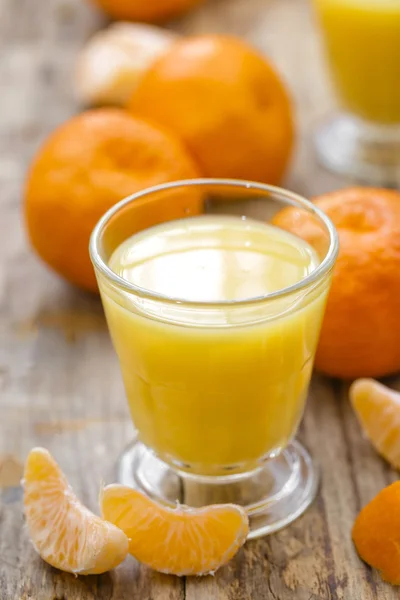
[89,178,339,307]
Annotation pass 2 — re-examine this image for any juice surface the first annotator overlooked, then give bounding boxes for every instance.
[314,0,400,124]
[103,215,329,475]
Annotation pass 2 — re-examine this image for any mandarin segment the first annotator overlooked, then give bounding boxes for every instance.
[353,482,400,585]
[129,35,294,185]
[273,187,400,379]
[100,484,249,576]
[350,378,400,469]
[23,448,129,575]
[24,108,202,292]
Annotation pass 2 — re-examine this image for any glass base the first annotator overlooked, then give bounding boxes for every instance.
[117,437,319,539]
[314,114,400,186]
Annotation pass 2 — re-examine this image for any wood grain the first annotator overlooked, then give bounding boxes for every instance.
[0,0,398,598]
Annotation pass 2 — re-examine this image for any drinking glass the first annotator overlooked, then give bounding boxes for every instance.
[312,0,400,185]
[90,179,338,538]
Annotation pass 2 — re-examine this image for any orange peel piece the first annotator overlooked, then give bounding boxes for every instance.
[100,484,249,576]
[23,448,129,575]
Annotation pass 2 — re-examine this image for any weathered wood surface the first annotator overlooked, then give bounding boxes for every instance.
[0,0,398,598]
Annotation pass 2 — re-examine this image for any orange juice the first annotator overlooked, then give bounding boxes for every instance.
[102,215,329,475]
[314,0,400,124]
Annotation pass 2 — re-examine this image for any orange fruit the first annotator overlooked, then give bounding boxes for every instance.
[23,448,128,575]
[352,481,400,585]
[129,35,294,185]
[89,0,203,22]
[24,108,201,293]
[350,378,400,468]
[100,484,249,576]
[273,187,400,379]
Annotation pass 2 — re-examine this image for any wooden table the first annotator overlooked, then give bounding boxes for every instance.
[0,0,398,598]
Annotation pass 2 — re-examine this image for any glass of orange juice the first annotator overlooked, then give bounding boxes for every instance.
[313,0,400,185]
[90,179,338,538]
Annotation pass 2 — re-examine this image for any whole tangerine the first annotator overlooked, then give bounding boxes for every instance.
[24,108,201,293]
[129,35,294,185]
[88,0,203,22]
[273,187,400,379]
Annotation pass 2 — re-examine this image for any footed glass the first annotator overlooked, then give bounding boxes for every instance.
[90,179,338,538]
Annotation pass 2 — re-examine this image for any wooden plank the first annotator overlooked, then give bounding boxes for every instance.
[0,0,399,598]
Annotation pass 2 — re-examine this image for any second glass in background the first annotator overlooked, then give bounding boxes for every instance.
[313,0,400,185]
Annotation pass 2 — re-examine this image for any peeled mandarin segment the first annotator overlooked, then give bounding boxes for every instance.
[23,448,129,575]
[353,482,400,585]
[100,484,249,576]
[350,378,400,469]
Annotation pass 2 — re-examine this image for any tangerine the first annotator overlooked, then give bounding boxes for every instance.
[129,35,294,185]
[350,378,400,469]
[89,0,203,23]
[273,187,400,379]
[24,108,201,292]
